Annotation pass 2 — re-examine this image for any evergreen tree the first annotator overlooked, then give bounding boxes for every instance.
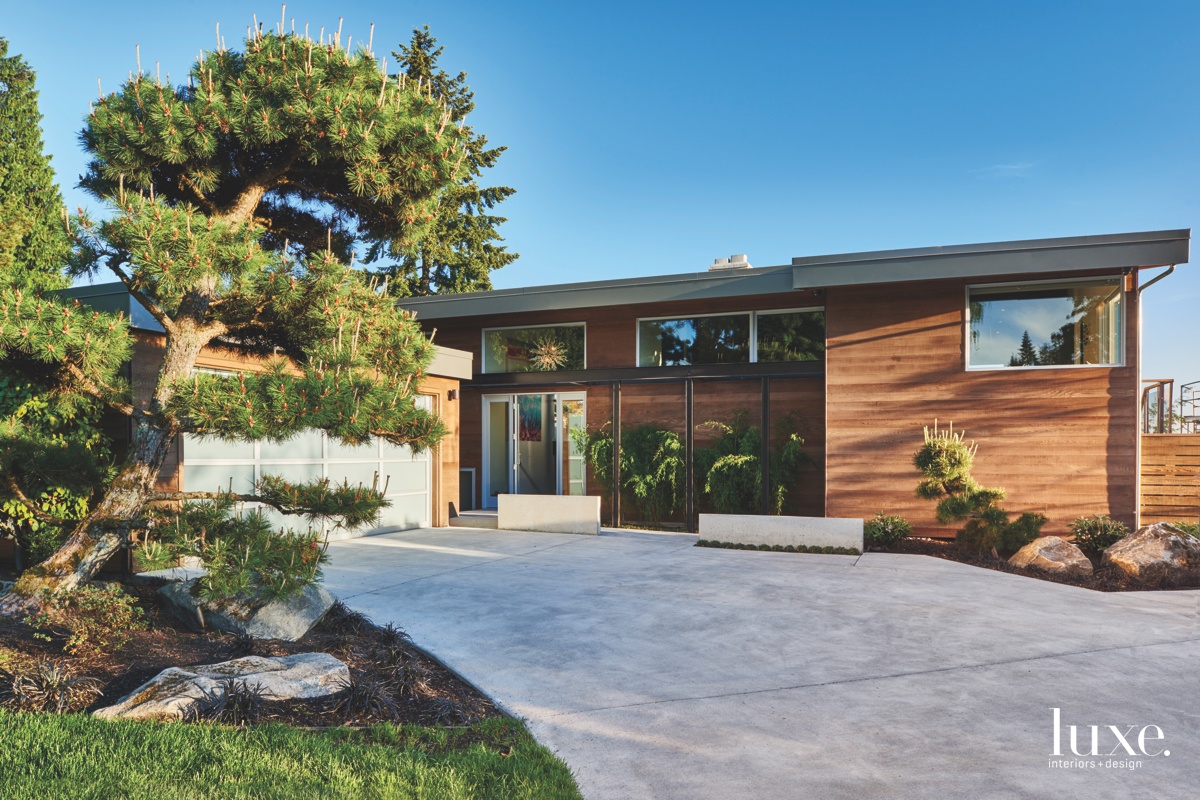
[0,39,71,290]
[0,22,464,613]
[1008,329,1038,366]
[373,26,517,296]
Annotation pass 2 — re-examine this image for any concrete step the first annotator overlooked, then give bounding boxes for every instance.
[450,512,499,530]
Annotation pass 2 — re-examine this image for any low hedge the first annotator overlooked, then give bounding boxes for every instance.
[695,540,861,556]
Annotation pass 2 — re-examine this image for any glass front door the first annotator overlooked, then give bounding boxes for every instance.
[482,393,586,508]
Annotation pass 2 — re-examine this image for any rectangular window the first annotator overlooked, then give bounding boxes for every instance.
[756,310,825,363]
[482,325,585,374]
[968,279,1123,369]
[638,314,750,367]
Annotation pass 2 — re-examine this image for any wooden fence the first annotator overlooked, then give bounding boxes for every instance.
[1141,434,1200,525]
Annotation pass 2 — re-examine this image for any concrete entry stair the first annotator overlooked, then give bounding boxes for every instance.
[497,494,600,535]
[449,511,499,529]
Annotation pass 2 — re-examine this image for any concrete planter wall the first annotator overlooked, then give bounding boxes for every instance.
[498,494,601,535]
[699,514,863,551]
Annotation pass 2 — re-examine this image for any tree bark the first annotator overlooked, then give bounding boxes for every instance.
[0,326,208,616]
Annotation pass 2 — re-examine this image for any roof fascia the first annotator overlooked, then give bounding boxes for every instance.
[791,229,1190,289]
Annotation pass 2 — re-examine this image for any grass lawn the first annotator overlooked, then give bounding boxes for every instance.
[0,712,582,800]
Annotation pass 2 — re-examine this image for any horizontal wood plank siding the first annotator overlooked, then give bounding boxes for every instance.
[424,289,826,371]
[1140,434,1200,525]
[825,274,1139,537]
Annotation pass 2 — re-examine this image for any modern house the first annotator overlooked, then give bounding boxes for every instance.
[63,228,1193,540]
[398,229,1191,537]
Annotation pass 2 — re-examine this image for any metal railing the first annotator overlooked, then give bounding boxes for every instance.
[1142,378,1200,434]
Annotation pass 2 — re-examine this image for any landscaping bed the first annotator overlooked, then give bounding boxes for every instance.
[890,536,1200,592]
[0,577,583,798]
[0,578,501,725]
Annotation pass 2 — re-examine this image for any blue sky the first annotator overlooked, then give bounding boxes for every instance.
[4,1,1198,386]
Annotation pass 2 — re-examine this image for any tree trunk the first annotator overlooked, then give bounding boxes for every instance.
[0,328,206,617]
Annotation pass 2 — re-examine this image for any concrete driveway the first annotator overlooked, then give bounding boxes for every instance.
[325,528,1200,800]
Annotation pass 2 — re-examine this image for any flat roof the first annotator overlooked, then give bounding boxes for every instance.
[399,229,1190,320]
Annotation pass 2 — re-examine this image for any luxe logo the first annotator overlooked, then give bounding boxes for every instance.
[1050,708,1170,757]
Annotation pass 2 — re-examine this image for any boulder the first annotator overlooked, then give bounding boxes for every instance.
[157,580,335,641]
[94,652,349,721]
[1009,536,1093,577]
[1102,522,1200,584]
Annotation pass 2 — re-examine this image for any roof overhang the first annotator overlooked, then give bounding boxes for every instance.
[401,229,1190,321]
[790,229,1190,289]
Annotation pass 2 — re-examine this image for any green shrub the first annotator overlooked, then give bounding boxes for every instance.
[24,583,146,658]
[695,412,809,516]
[913,421,1046,557]
[145,494,329,605]
[1069,514,1129,553]
[573,423,684,524]
[863,513,913,551]
[1172,521,1199,538]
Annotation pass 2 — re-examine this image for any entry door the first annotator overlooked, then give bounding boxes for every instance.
[482,393,586,509]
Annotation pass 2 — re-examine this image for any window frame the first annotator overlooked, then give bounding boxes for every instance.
[634,307,825,367]
[479,321,587,374]
[963,277,1126,372]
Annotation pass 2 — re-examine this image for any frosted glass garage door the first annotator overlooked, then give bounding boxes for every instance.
[182,395,433,535]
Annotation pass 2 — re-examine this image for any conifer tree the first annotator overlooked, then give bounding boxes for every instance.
[0,38,71,290]
[373,26,517,296]
[1008,329,1038,367]
[0,21,464,614]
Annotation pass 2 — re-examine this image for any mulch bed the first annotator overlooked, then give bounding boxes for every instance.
[888,537,1200,592]
[0,578,503,726]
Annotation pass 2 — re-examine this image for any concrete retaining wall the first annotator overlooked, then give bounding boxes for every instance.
[699,514,863,550]
[498,494,601,535]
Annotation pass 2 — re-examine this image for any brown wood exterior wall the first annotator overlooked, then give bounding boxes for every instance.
[432,270,1140,535]
[824,272,1139,537]
[1140,434,1200,526]
[427,289,825,368]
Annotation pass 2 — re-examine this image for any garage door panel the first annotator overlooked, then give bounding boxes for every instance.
[259,463,322,484]
[186,464,255,494]
[327,462,383,488]
[381,461,427,492]
[379,493,429,529]
[261,430,323,460]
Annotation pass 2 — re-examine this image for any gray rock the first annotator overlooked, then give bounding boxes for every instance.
[1009,536,1093,577]
[157,580,335,641]
[1102,522,1200,583]
[94,653,349,721]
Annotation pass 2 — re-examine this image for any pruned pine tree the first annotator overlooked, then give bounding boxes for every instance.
[374,26,517,296]
[0,22,464,614]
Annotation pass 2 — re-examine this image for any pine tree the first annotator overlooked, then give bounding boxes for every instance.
[0,39,71,290]
[373,26,517,296]
[1008,329,1038,366]
[0,22,464,613]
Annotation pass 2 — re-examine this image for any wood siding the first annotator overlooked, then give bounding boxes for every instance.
[1140,434,1200,525]
[825,273,1139,537]
[427,289,825,370]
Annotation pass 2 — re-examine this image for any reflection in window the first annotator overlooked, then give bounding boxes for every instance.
[638,315,750,367]
[756,310,825,363]
[482,325,585,373]
[968,280,1123,368]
